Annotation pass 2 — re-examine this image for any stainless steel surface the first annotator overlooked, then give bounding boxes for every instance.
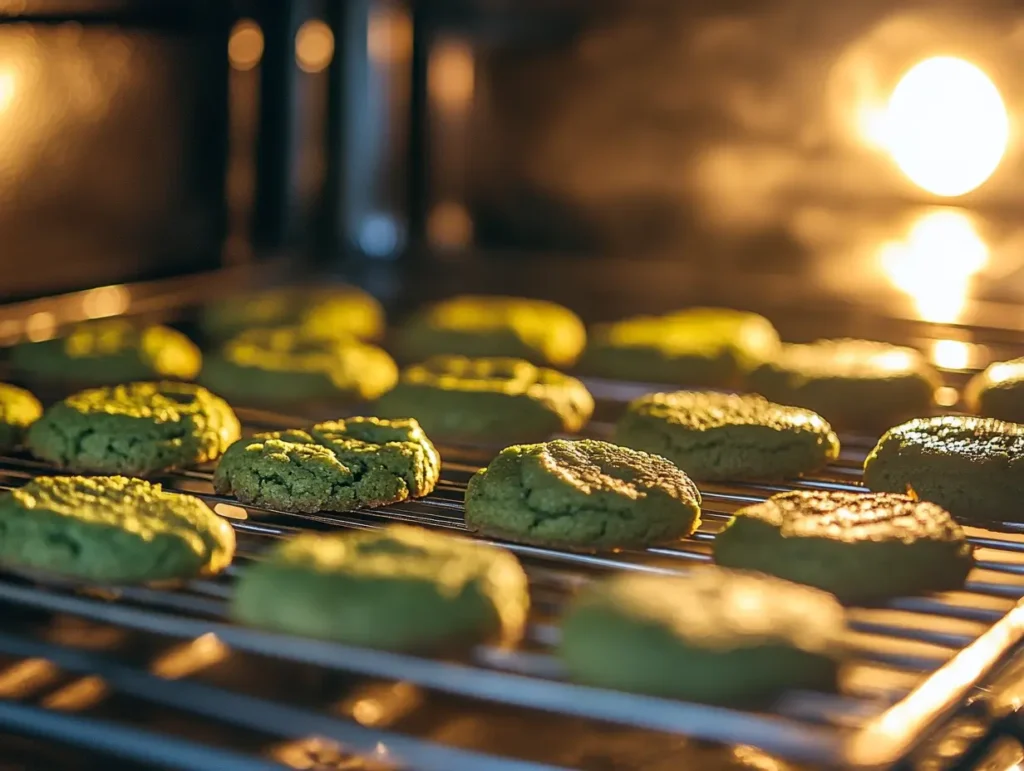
[0,396,1019,769]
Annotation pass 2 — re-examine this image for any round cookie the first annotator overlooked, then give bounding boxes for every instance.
[863,415,1024,523]
[965,358,1024,423]
[560,568,843,705]
[577,308,780,388]
[464,438,702,550]
[614,391,839,481]
[10,319,201,386]
[0,476,235,583]
[201,285,384,342]
[27,382,241,475]
[748,339,939,432]
[374,356,594,445]
[200,326,398,405]
[0,383,42,453]
[232,524,529,651]
[713,490,974,603]
[213,417,440,514]
[393,295,586,368]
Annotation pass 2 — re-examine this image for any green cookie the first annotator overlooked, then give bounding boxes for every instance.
[748,339,939,432]
[578,308,780,388]
[393,295,586,368]
[200,326,398,405]
[560,568,843,704]
[201,285,384,342]
[232,525,529,651]
[0,476,235,583]
[464,438,701,550]
[10,319,201,385]
[965,358,1024,423]
[27,382,241,475]
[864,415,1024,522]
[0,383,42,452]
[714,490,974,603]
[213,417,440,513]
[614,391,839,481]
[374,356,594,444]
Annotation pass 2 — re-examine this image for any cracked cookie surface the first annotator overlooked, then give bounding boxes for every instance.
[26,382,241,475]
[0,383,42,452]
[714,490,974,602]
[394,295,586,368]
[375,355,594,444]
[464,438,701,550]
[560,567,843,704]
[863,415,1024,522]
[614,391,839,481]
[0,475,235,583]
[232,524,528,651]
[200,326,398,405]
[11,319,201,385]
[213,417,440,513]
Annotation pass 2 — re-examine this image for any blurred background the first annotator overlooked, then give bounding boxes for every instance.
[2,0,1023,341]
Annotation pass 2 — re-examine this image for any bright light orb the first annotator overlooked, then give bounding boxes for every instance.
[883,56,1009,197]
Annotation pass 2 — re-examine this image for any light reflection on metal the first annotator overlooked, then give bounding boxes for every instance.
[368,5,413,64]
[23,311,56,342]
[863,57,1008,197]
[879,209,987,323]
[151,633,229,679]
[214,502,248,521]
[427,202,473,249]
[931,340,971,371]
[229,20,264,71]
[296,20,334,74]
[42,675,109,711]
[934,386,959,407]
[0,658,59,698]
[429,41,475,111]
[81,285,129,319]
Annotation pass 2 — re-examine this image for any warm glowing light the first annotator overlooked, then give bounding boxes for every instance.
[24,311,56,342]
[429,41,475,110]
[879,209,988,323]
[81,285,129,319]
[869,57,1008,196]
[934,386,959,407]
[931,339,971,370]
[368,6,413,64]
[151,633,229,679]
[0,70,15,112]
[296,20,334,73]
[228,20,264,71]
[428,202,473,248]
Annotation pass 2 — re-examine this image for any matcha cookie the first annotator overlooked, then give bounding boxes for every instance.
[232,525,528,651]
[614,391,839,481]
[560,568,843,704]
[714,490,974,603]
[0,383,42,452]
[864,415,1024,522]
[578,308,780,388]
[200,326,398,405]
[10,319,201,385]
[374,356,594,445]
[393,295,586,368]
[201,285,384,342]
[965,358,1024,423]
[464,439,701,550]
[748,339,939,431]
[27,382,241,475]
[214,417,440,513]
[0,476,234,583]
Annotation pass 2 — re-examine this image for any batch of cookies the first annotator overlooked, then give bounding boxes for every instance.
[0,285,1022,708]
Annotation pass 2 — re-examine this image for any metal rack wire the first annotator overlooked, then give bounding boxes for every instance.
[0,393,1020,770]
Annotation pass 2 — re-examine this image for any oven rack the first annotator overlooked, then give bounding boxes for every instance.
[0,415,1019,770]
